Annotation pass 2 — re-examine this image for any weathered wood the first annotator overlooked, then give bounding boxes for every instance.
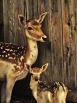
[74,0,77,91]
[0,0,4,42]
[3,0,9,42]
[67,91,77,102]
[67,0,76,90]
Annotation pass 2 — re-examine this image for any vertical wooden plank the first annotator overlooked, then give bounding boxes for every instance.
[32,0,38,18]
[67,0,76,90]
[8,0,14,43]
[52,0,64,83]
[75,0,77,31]
[25,0,33,20]
[17,0,26,46]
[3,0,9,42]
[61,0,66,84]
[0,0,4,42]
[60,0,70,87]
[74,0,77,90]
[13,0,18,44]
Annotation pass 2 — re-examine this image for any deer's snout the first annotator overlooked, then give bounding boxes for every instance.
[42,35,47,42]
[42,37,47,41]
[34,77,39,81]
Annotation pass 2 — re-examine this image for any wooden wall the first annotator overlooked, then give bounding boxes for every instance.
[3,0,77,102]
[0,0,4,42]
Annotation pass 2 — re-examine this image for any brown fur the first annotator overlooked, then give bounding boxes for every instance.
[32,68,41,72]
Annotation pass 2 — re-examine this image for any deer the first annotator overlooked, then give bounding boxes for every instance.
[27,63,68,103]
[0,12,48,103]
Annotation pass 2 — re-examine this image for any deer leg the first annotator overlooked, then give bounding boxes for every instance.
[6,78,15,103]
[62,100,66,103]
[1,82,6,103]
[5,69,23,103]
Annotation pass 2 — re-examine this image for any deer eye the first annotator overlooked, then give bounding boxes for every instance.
[27,27,33,30]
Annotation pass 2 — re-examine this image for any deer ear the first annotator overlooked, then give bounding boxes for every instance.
[25,65,33,73]
[25,64,30,71]
[18,14,25,26]
[41,63,48,72]
[38,12,48,23]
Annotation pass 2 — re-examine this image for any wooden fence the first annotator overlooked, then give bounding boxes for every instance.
[2,0,77,102]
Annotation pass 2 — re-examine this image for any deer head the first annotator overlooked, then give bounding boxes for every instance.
[26,63,48,100]
[18,12,48,42]
[27,63,48,93]
[29,63,48,82]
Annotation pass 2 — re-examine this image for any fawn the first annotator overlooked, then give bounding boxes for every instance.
[28,64,68,103]
[0,12,48,103]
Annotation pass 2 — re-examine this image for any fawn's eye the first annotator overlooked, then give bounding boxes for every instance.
[27,27,33,30]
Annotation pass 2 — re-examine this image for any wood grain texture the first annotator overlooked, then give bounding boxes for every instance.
[0,0,4,42]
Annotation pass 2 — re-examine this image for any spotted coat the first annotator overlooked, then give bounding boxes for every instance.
[38,81,66,94]
[0,42,26,71]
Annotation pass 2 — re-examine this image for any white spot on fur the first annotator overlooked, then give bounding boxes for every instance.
[1,47,3,49]
[5,49,9,51]
[8,54,10,56]
[8,57,13,59]
[10,49,13,52]
[2,55,4,57]
[5,55,8,57]
[3,51,6,53]
[20,56,24,61]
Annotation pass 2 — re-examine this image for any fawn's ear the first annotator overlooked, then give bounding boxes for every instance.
[38,12,48,23]
[25,65,33,73]
[41,63,48,72]
[18,14,26,27]
[25,64,30,71]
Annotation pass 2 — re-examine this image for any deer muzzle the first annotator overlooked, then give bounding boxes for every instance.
[41,35,47,42]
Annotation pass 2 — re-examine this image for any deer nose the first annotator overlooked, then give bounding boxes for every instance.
[42,37,47,41]
[35,78,39,81]
[42,35,47,41]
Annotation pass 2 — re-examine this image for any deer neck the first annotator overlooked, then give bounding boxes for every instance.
[25,35,38,66]
[30,78,38,100]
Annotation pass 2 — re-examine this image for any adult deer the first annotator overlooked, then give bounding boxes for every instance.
[0,12,47,103]
[28,64,68,103]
